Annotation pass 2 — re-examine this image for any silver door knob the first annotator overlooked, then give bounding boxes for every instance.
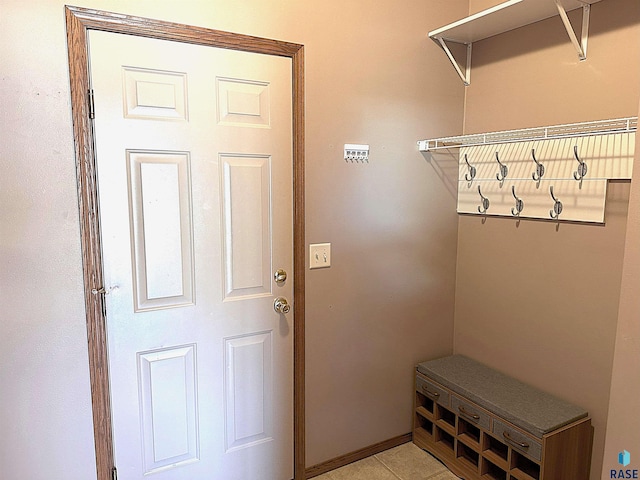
[274,297,291,314]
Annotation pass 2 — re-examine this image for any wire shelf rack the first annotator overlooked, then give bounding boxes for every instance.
[418,117,638,152]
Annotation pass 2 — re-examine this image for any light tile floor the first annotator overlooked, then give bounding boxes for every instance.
[313,443,461,480]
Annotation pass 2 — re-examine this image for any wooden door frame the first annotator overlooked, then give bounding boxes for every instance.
[65,6,305,480]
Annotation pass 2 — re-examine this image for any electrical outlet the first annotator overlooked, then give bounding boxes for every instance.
[309,243,331,269]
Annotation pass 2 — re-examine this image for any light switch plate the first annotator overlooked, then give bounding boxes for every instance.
[309,243,331,269]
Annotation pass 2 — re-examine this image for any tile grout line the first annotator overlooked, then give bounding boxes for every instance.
[374,445,459,480]
[371,456,404,480]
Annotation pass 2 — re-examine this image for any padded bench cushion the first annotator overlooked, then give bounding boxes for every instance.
[416,355,588,438]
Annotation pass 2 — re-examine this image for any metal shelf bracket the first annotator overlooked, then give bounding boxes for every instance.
[436,37,472,86]
[556,0,590,61]
[428,0,600,85]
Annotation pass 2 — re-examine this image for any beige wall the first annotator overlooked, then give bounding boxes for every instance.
[0,0,466,478]
[468,0,504,15]
[455,0,640,479]
[468,1,604,16]
[302,0,467,465]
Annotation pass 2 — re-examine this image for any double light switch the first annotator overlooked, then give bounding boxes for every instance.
[309,243,331,269]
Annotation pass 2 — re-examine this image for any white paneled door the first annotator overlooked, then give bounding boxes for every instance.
[88,31,293,480]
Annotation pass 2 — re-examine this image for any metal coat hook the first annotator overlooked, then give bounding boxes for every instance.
[549,186,563,220]
[573,145,587,182]
[477,185,490,214]
[464,154,476,182]
[495,152,508,183]
[531,148,545,183]
[511,186,524,217]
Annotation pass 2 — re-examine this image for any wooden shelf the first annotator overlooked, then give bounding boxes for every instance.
[416,406,433,421]
[435,430,455,452]
[482,435,509,470]
[510,467,539,480]
[482,450,509,471]
[459,433,481,451]
[458,452,480,472]
[436,421,456,437]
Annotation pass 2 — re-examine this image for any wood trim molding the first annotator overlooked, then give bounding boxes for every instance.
[292,41,307,480]
[65,6,305,480]
[305,433,413,478]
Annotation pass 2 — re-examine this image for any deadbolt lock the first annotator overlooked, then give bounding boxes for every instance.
[274,269,287,284]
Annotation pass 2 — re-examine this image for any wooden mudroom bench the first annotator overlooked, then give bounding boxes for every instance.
[413,355,593,480]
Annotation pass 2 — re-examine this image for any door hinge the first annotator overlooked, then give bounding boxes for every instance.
[88,89,95,119]
[91,286,107,318]
[111,466,117,480]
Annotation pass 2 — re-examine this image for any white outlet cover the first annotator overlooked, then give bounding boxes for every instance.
[309,243,331,269]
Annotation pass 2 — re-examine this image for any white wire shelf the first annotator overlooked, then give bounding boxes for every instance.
[418,117,638,152]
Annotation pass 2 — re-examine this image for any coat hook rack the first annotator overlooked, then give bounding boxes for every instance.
[549,186,563,220]
[464,154,476,183]
[511,186,524,217]
[531,148,545,185]
[573,145,587,182]
[421,117,636,224]
[477,185,490,214]
[495,152,508,183]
